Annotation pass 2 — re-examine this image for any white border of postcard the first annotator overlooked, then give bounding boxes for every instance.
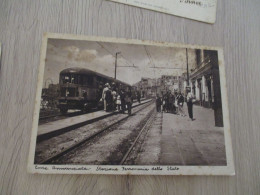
[108,0,217,24]
[28,33,235,175]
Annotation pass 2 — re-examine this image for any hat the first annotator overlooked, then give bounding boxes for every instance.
[105,83,109,87]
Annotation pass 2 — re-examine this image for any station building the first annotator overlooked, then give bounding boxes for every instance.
[189,49,223,127]
[190,50,214,108]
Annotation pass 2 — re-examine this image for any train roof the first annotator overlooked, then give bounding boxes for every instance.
[60,67,131,86]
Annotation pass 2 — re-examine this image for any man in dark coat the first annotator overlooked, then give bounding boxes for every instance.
[125,87,133,115]
[119,89,126,113]
[156,94,162,112]
[165,91,170,112]
[137,90,141,103]
[168,92,175,113]
[105,87,113,112]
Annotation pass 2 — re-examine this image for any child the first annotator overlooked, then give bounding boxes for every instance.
[116,94,121,111]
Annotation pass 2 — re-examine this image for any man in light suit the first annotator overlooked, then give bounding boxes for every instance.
[186,88,195,121]
[102,83,110,111]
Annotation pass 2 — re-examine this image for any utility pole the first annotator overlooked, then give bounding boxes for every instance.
[186,48,189,86]
[115,52,121,79]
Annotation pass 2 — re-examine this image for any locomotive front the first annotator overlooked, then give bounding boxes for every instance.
[58,68,95,114]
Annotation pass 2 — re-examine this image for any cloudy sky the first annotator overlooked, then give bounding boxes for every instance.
[43,38,197,87]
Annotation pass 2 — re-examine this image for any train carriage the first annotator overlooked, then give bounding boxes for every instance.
[58,67,131,114]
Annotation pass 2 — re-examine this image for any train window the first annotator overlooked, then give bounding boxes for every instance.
[71,74,76,84]
[83,76,94,86]
[60,75,70,84]
[87,76,94,85]
[78,75,84,85]
[60,74,80,84]
[96,76,101,82]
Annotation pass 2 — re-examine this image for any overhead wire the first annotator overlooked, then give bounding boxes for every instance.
[97,42,134,68]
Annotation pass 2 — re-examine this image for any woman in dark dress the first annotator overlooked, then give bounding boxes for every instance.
[105,87,113,112]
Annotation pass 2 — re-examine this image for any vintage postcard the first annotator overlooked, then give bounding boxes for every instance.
[108,0,217,23]
[28,33,234,175]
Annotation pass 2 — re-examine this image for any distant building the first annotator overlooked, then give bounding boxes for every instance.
[133,77,158,97]
[160,75,181,94]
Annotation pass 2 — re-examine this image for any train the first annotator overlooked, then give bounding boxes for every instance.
[58,67,132,114]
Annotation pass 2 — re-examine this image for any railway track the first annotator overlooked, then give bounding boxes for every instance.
[119,110,157,165]
[36,100,154,164]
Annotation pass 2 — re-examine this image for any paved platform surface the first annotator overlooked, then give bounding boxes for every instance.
[37,99,151,136]
[136,104,227,166]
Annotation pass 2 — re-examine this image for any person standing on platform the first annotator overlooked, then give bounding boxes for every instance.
[174,92,179,114]
[105,86,113,112]
[116,94,121,111]
[178,92,185,116]
[125,87,133,115]
[167,92,171,113]
[162,95,166,112]
[120,89,126,113]
[156,95,162,112]
[186,88,195,121]
[137,90,141,103]
[168,92,174,113]
[102,83,109,111]
[173,92,177,114]
[112,88,117,111]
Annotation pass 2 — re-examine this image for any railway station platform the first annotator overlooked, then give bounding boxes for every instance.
[37,99,152,138]
[136,105,226,165]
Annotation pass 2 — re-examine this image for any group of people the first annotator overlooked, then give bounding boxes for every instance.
[156,89,195,121]
[100,82,195,121]
[155,91,185,116]
[101,83,135,115]
[156,88,195,121]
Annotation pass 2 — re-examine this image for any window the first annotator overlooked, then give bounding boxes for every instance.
[60,74,81,84]
[70,74,78,84]
[83,75,94,86]
[60,74,72,84]
[196,49,201,67]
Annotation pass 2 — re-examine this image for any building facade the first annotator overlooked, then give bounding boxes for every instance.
[189,49,223,127]
[190,50,214,108]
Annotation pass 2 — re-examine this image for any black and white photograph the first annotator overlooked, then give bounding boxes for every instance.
[28,33,234,175]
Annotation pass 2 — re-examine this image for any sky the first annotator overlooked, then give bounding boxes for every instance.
[43,38,197,87]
